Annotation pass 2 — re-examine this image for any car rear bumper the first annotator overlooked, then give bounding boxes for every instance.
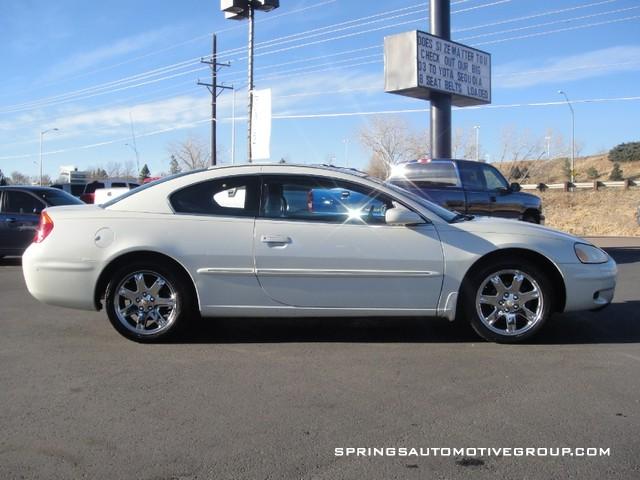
[22,244,99,311]
[560,257,617,312]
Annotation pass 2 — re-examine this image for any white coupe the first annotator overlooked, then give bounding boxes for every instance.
[22,164,617,343]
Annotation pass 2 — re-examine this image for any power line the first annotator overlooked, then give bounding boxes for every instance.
[475,13,640,46]
[3,95,639,161]
[460,4,640,41]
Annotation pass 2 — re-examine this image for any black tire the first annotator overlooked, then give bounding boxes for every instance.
[105,260,196,342]
[522,212,539,224]
[460,258,554,343]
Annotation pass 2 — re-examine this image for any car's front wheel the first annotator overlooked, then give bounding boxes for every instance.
[105,261,195,342]
[461,260,553,343]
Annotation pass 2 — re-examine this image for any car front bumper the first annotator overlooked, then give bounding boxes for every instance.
[559,256,617,312]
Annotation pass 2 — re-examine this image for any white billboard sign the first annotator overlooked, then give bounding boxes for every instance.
[384,30,491,107]
[250,88,272,161]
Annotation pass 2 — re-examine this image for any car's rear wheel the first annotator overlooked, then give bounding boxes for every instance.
[105,262,195,342]
[461,260,553,343]
[522,213,539,224]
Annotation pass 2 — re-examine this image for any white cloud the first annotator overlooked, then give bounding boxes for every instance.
[45,27,174,80]
[494,45,640,88]
[45,95,208,135]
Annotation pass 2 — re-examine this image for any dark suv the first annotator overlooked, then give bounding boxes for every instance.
[387,159,544,223]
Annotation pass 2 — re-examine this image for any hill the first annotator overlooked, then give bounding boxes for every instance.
[494,154,640,184]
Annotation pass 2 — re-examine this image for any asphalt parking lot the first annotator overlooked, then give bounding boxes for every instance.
[1,239,639,479]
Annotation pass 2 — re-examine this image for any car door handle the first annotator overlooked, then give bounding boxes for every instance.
[260,235,291,244]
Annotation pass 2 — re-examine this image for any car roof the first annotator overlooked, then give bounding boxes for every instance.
[204,162,370,177]
[0,185,64,192]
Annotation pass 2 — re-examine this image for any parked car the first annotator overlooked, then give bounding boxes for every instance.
[80,179,140,204]
[50,182,87,198]
[387,159,544,223]
[23,164,616,343]
[0,186,83,258]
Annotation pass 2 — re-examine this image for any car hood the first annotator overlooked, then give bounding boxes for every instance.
[444,216,588,244]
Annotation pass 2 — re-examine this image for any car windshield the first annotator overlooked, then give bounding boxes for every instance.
[34,189,84,206]
[367,178,459,222]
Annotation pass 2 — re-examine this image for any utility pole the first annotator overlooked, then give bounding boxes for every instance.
[231,86,236,165]
[430,0,451,159]
[198,33,231,166]
[558,90,575,184]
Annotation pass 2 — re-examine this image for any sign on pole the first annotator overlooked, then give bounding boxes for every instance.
[250,88,272,161]
[384,30,491,107]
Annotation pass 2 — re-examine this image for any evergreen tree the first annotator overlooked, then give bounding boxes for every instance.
[609,163,624,181]
[139,164,151,182]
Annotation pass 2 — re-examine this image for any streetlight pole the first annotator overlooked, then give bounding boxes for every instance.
[473,125,480,161]
[343,138,350,167]
[545,135,551,160]
[558,90,575,184]
[39,128,59,185]
[221,1,279,163]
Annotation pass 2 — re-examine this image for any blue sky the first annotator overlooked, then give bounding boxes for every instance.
[0,0,639,178]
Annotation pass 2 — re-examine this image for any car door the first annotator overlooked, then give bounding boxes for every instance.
[457,162,492,216]
[168,174,266,310]
[479,164,519,218]
[0,190,44,254]
[253,175,444,311]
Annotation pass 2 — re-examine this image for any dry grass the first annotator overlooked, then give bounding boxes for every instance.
[496,154,640,184]
[539,189,640,236]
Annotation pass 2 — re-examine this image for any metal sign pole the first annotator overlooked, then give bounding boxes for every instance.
[429,0,452,159]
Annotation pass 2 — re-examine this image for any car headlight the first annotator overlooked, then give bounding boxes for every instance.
[574,243,608,264]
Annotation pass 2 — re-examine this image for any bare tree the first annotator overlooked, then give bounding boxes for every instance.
[10,171,30,185]
[122,161,136,180]
[106,162,123,178]
[451,127,480,160]
[359,116,428,179]
[167,136,210,171]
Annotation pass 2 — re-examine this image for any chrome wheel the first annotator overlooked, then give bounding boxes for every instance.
[475,269,544,336]
[114,271,177,336]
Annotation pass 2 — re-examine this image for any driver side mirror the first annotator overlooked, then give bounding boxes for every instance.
[385,206,425,226]
[510,182,521,192]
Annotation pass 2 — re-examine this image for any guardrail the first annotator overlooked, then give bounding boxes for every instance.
[521,179,637,191]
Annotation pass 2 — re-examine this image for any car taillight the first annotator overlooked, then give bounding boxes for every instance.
[34,211,54,243]
[80,193,95,204]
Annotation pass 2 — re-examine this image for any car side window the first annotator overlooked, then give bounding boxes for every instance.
[170,175,259,217]
[260,175,393,225]
[5,191,44,215]
[458,162,486,191]
[481,165,509,191]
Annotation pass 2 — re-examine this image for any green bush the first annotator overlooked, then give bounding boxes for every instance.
[586,166,599,179]
[609,142,640,163]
